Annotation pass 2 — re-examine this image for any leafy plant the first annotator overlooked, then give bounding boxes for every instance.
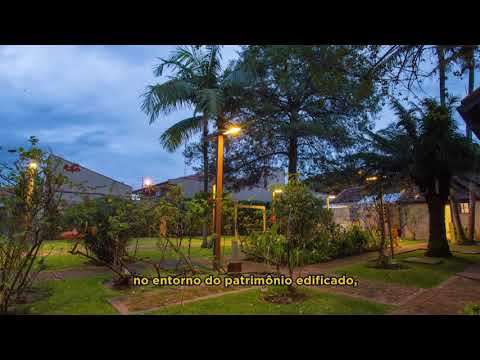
[0,137,68,313]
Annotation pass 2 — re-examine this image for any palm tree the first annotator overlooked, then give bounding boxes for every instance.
[141,45,250,247]
[449,45,479,243]
[355,98,479,257]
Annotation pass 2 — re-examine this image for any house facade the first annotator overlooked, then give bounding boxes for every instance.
[330,175,480,242]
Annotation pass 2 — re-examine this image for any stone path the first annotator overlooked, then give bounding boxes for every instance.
[391,264,480,315]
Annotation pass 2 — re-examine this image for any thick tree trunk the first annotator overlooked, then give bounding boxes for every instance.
[450,198,466,243]
[288,136,298,182]
[426,196,452,257]
[201,116,209,248]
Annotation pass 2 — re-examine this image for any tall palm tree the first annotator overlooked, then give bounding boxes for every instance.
[141,45,250,247]
[355,98,479,257]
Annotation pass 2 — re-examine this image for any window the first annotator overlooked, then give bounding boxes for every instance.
[460,202,470,214]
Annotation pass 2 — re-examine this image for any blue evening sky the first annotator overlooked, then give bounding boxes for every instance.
[0,45,476,189]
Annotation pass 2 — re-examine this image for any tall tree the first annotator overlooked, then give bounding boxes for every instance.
[354,98,479,257]
[142,46,250,247]
[224,45,381,186]
[450,45,479,243]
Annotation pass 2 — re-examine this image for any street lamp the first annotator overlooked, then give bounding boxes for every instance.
[270,188,283,224]
[365,175,394,259]
[214,124,242,271]
[326,195,336,210]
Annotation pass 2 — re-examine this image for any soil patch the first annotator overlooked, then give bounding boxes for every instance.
[403,257,443,265]
[262,290,308,304]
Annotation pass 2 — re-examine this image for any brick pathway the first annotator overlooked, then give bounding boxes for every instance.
[391,264,480,315]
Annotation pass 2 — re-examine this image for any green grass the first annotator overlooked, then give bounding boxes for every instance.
[25,275,122,315]
[38,237,234,271]
[146,287,392,315]
[399,239,427,247]
[335,250,480,288]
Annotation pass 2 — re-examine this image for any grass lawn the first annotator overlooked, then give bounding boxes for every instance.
[38,237,234,271]
[146,287,392,315]
[25,275,123,314]
[335,250,480,288]
[398,239,427,247]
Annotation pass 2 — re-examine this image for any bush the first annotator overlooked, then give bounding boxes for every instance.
[243,224,285,267]
[63,197,141,265]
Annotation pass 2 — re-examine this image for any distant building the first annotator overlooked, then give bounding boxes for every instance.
[330,175,480,241]
[51,155,132,205]
[133,168,285,203]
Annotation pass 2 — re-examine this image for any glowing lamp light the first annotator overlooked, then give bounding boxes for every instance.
[28,161,38,170]
[366,176,378,182]
[223,126,242,136]
[143,178,152,187]
[273,189,283,194]
[328,195,336,199]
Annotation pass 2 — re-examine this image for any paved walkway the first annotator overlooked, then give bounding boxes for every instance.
[391,264,480,315]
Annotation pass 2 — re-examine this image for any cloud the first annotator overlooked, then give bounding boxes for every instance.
[0,45,241,187]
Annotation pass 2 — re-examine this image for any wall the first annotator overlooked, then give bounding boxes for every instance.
[400,203,429,240]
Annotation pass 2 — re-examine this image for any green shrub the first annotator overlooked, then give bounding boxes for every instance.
[243,225,286,266]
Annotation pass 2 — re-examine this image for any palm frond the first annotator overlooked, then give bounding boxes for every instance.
[141,79,194,123]
[195,88,224,117]
[160,116,203,152]
[390,100,417,138]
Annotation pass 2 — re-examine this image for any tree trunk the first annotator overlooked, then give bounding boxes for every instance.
[288,136,298,182]
[468,183,476,243]
[377,190,388,266]
[467,47,476,243]
[437,46,447,107]
[426,195,452,257]
[201,116,209,248]
[450,198,466,243]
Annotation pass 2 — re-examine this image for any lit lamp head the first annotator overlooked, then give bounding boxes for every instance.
[366,176,378,182]
[143,178,152,187]
[328,195,336,200]
[222,126,242,137]
[28,161,38,170]
[273,189,283,195]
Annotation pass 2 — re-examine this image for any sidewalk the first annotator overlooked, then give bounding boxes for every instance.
[391,263,480,315]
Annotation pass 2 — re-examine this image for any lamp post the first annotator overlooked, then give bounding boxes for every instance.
[214,125,241,271]
[271,189,283,223]
[326,195,336,210]
[27,160,38,204]
[365,175,394,259]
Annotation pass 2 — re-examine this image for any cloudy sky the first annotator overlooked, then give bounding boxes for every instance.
[0,45,477,189]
